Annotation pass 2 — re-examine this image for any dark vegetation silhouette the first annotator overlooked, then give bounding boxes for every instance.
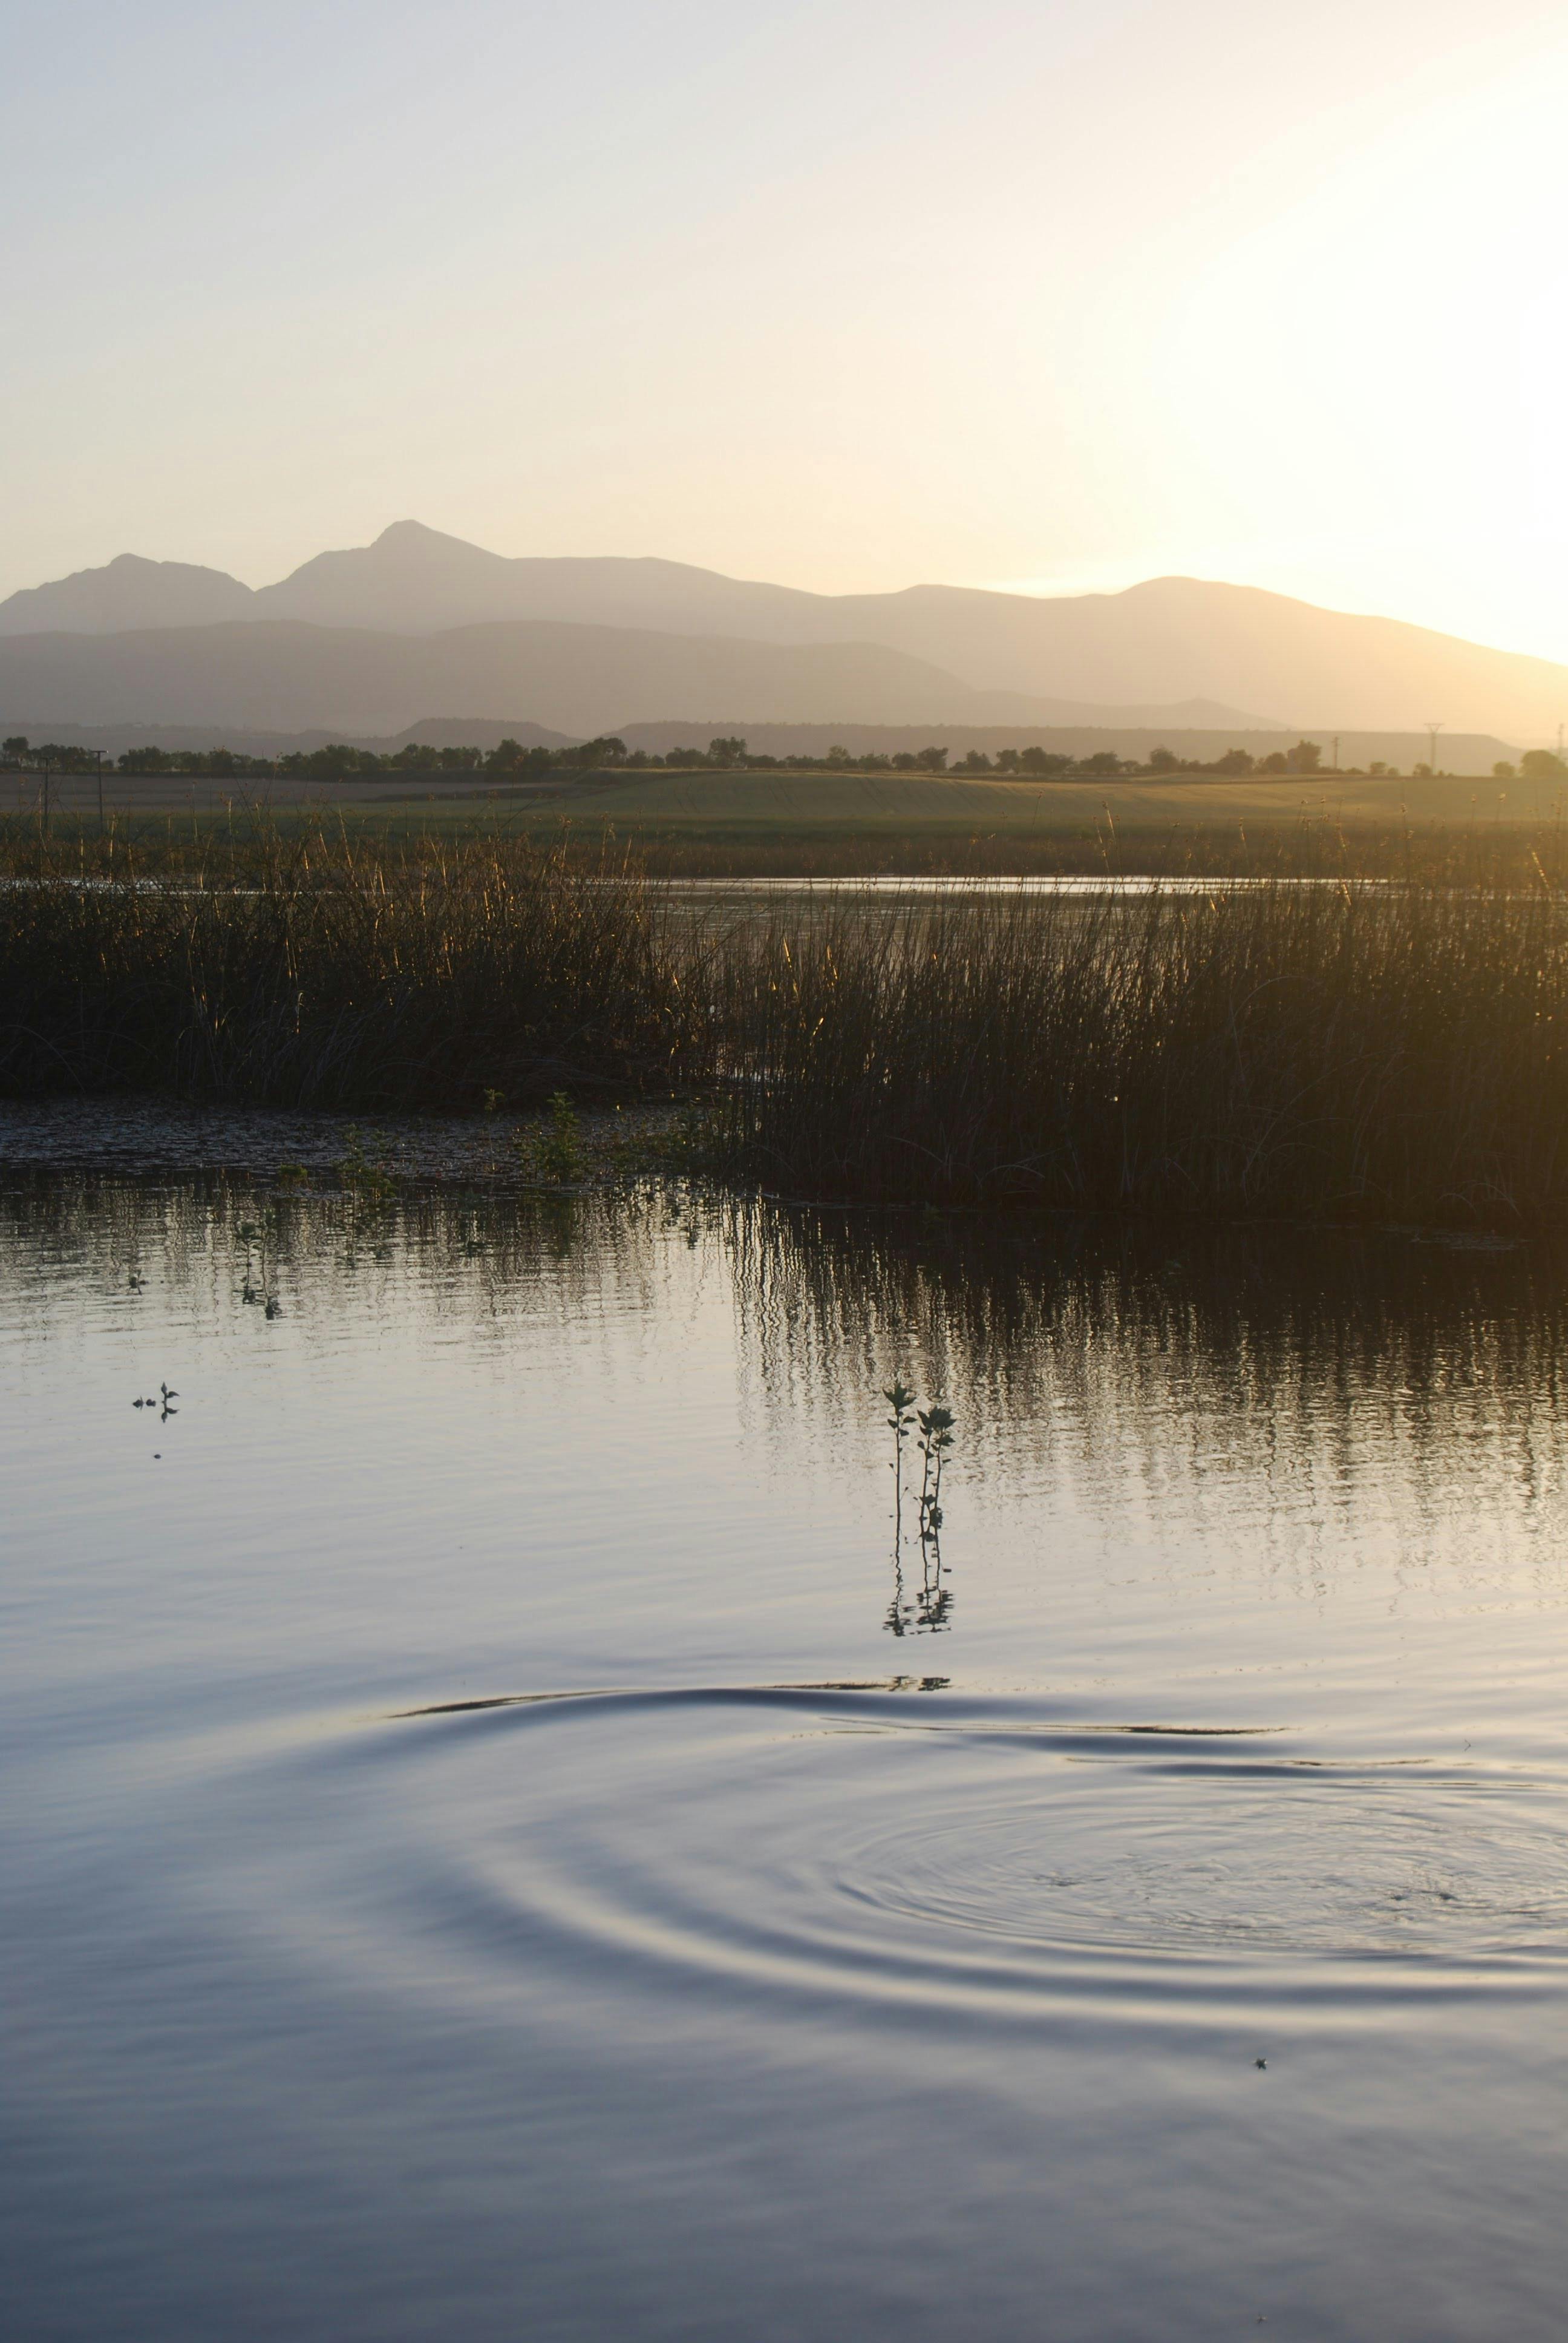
[4,813,1568,1227]
[2,730,1423,780]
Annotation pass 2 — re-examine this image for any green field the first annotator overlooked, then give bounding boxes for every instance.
[517,767,1547,836]
[18,762,1563,878]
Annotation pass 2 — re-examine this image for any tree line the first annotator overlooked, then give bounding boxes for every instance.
[4,731,1563,785]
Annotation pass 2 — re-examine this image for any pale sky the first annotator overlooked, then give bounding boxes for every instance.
[4,0,1565,657]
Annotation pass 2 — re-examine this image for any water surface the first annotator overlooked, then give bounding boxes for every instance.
[5,1162,1568,2341]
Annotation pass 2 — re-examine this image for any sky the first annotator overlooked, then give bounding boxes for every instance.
[3,0,1566,657]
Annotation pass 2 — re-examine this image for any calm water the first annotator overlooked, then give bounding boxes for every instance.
[6,1163,1568,2341]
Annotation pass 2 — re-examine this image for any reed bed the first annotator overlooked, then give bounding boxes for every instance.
[700,882,1568,1224]
[0,822,686,1109]
[4,817,1566,1225]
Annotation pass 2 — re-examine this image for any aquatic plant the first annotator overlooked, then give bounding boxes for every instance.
[335,1126,398,1199]
[7,815,1568,1225]
[883,1382,916,1542]
[515,1090,586,1186]
[916,1404,955,1537]
[0,819,687,1113]
[696,877,1568,1225]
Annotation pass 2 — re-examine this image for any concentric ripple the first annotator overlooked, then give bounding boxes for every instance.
[267,1686,1568,2026]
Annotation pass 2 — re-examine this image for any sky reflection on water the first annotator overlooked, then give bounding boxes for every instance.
[5,1170,1568,2341]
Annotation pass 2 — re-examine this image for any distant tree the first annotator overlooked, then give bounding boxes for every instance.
[1147,746,1180,773]
[568,736,627,769]
[118,746,171,773]
[707,735,747,767]
[824,744,853,769]
[1259,752,1290,775]
[860,753,890,772]
[1212,748,1255,776]
[1368,761,1389,777]
[959,749,992,773]
[1285,739,1323,773]
[483,738,559,775]
[891,752,920,772]
[1411,762,1433,779]
[306,743,374,776]
[1080,751,1122,776]
[916,746,949,772]
[1018,747,1071,776]
[994,748,1021,773]
[1521,749,1568,782]
[2,735,28,757]
[1493,760,1517,780]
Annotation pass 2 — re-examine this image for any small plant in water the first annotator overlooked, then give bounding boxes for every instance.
[916,1404,955,1536]
[883,1382,916,1543]
[880,1385,958,1635]
[514,1090,585,1186]
[336,1125,398,1200]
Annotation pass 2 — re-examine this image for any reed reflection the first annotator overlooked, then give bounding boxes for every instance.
[5,1170,1568,1639]
[727,1198,1568,1622]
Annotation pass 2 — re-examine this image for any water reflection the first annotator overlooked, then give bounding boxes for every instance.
[5,1168,1567,1647]
[8,1165,1568,2342]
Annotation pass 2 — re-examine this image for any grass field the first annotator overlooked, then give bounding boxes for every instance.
[21,764,1561,880]
[515,767,1553,837]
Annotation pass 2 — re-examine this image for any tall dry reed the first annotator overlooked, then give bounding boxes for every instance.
[5,818,1566,1225]
[0,822,685,1108]
[699,882,1568,1222]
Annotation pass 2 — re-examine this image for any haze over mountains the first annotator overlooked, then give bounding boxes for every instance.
[2,520,1564,744]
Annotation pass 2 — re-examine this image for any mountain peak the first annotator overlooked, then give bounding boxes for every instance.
[0,552,255,637]
[373,519,459,546]
[1,529,1562,734]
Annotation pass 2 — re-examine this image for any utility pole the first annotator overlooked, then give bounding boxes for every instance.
[1424,720,1445,773]
[1331,735,1340,772]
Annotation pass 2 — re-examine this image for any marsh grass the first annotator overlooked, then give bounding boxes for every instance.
[0,819,687,1110]
[697,880,1568,1224]
[4,816,1567,1226]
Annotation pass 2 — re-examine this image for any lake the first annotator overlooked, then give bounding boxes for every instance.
[6,1138,1568,2341]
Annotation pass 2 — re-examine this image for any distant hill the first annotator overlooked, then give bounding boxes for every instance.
[0,617,1159,737]
[3,519,1565,738]
[0,553,256,635]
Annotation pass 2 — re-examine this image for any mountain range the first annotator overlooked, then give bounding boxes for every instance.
[1,520,1564,743]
